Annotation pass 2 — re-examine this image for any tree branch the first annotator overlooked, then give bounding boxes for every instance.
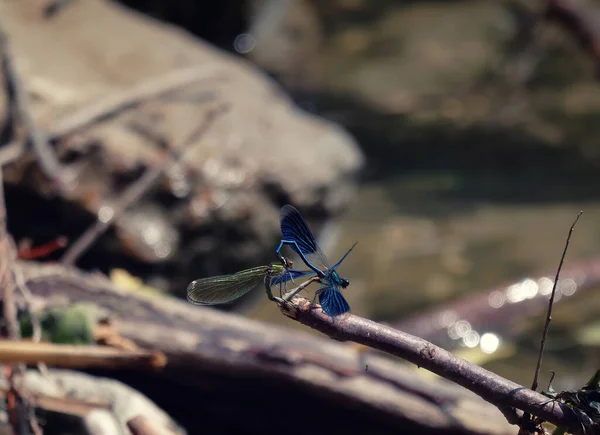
[277,297,581,434]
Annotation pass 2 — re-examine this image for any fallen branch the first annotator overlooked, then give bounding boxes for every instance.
[277,297,581,434]
[15,260,514,435]
[0,341,166,370]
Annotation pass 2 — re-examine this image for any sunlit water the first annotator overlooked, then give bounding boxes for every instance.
[249,175,600,392]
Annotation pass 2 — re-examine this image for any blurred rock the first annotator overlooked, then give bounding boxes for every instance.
[319,1,517,109]
[0,0,363,295]
[246,0,324,93]
[0,369,186,435]
[241,0,600,185]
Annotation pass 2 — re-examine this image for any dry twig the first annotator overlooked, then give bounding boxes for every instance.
[60,105,228,266]
[0,341,166,370]
[531,211,582,392]
[0,64,223,167]
[49,65,222,138]
[0,19,68,193]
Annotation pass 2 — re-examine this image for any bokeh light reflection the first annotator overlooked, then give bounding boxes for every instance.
[438,310,458,328]
[538,277,553,295]
[488,290,505,308]
[463,330,480,348]
[559,278,577,296]
[480,333,500,354]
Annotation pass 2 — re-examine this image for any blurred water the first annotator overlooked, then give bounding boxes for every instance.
[231,0,600,394]
[250,173,600,393]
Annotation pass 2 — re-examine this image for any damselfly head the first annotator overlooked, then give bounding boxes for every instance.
[281,256,293,269]
[331,271,350,288]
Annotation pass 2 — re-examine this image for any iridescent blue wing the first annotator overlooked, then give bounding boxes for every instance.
[318,280,350,316]
[280,205,330,270]
[187,266,270,305]
[270,269,316,286]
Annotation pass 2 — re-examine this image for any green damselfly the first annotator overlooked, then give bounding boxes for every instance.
[186,257,318,305]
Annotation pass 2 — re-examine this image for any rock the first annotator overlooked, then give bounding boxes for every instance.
[0,0,364,295]
[246,0,324,93]
[0,369,186,435]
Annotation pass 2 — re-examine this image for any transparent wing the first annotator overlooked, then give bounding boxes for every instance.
[187,266,270,305]
[331,241,358,271]
[280,205,330,270]
[270,269,317,286]
[318,280,350,317]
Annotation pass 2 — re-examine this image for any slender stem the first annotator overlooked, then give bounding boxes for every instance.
[531,211,582,392]
[0,19,68,192]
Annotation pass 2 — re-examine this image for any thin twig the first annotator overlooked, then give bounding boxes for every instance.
[48,65,222,138]
[60,105,228,266]
[20,393,111,415]
[531,211,582,392]
[0,341,166,370]
[0,19,68,193]
[547,371,556,392]
[277,297,582,434]
[0,66,221,167]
